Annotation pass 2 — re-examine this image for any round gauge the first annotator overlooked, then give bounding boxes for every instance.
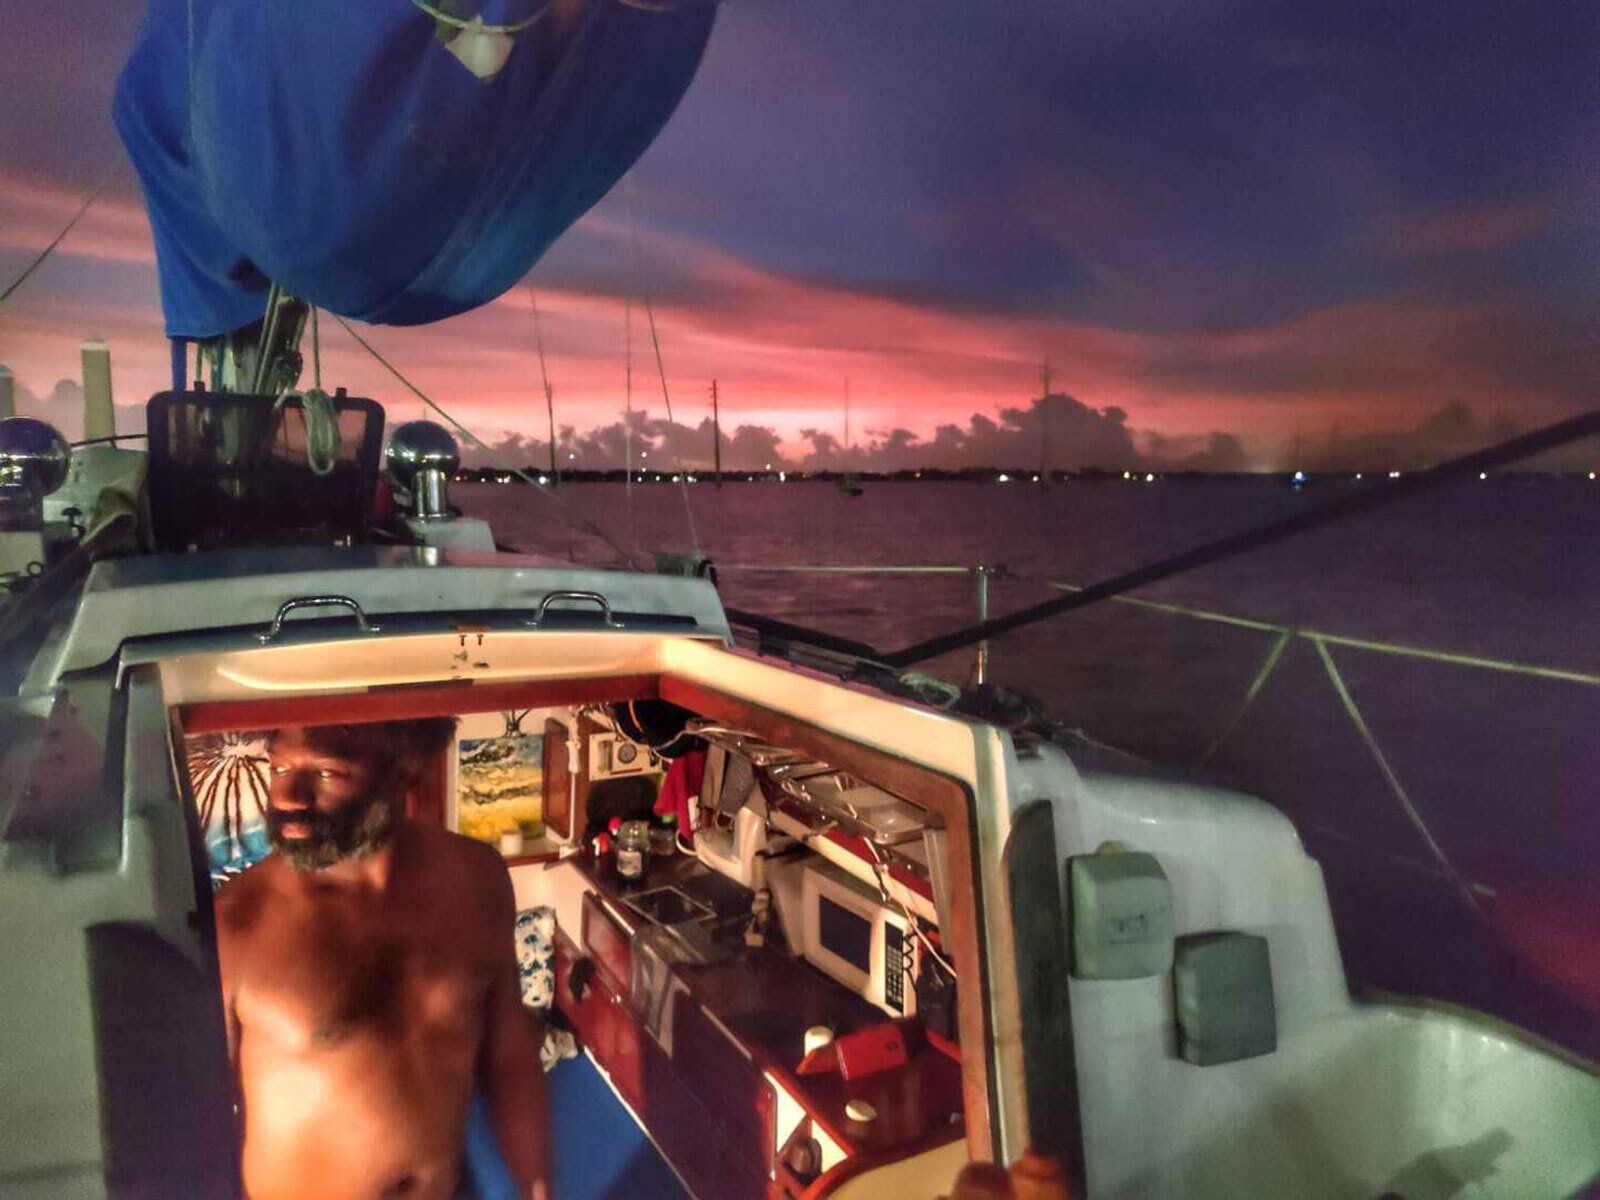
[616,741,639,766]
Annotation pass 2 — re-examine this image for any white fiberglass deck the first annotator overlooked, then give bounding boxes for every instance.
[1079,1004,1600,1198]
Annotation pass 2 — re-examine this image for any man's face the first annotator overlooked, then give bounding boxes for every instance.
[266,727,399,871]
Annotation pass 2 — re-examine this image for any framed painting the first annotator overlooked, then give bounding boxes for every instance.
[454,710,547,846]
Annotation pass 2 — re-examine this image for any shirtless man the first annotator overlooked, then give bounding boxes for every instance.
[214,719,551,1200]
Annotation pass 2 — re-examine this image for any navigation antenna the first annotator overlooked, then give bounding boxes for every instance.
[531,289,559,485]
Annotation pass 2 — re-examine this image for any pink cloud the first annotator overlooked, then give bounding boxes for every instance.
[4,181,1590,462]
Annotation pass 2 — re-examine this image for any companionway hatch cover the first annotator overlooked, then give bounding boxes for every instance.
[115,0,715,338]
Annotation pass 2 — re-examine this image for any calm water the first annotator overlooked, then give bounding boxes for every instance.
[461,477,1600,1053]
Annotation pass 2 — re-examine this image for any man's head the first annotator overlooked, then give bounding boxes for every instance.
[265,718,456,871]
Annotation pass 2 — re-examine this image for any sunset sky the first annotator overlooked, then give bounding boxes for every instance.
[1,1,1596,469]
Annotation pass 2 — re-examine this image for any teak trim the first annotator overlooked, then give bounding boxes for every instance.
[178,674,658,733]
[658,676,996,1162]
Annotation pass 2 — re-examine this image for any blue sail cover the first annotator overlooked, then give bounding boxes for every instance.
[115,0,715,337]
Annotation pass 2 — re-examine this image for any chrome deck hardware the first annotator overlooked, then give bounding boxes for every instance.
[259,594,379,643]
[528,590,619,628]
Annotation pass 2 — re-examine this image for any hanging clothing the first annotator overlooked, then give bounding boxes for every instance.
[652,746,705,844]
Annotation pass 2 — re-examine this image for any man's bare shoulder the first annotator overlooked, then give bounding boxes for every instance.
[407,821,503,867]
[214,855,288,937]
[407,824,510,899]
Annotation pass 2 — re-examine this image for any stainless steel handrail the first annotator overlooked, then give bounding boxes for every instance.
[528,590,620,628]
[258,594,379,643]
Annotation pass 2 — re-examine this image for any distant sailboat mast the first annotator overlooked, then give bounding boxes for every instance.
[836,377,864,495]
[531,289,559,485]
[1040,359,1052,481]
[710,378,722,487]
[624,293,634,498]
[843,377,851,470]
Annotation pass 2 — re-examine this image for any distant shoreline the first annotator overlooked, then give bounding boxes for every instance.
[456,468,1597,485]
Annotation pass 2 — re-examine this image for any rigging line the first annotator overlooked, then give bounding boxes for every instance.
[0,181,106,308]
[1290,630,1600,687]
[622,173,639,537]
[621,170,699,553]
[1313,637,1485,920]
[1035,579,1283,633]
[883,408,1600,668]
[529,288,559,483]
[1196,628,1292,766]
[1304,820,1496,898]
[640,285,701,555]
[330,313,646,570]
[624,292,634,505]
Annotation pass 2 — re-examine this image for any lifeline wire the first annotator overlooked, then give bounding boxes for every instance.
[884,409,1600,668]
[331,313,646,570]
[1030,577,1600,687]
[719,561,1600,688]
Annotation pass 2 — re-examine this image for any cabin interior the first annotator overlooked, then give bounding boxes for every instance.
[9,549,1597,1198]
[176,667,983,1199]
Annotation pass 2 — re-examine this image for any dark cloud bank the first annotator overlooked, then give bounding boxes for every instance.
[457,393,1566,475]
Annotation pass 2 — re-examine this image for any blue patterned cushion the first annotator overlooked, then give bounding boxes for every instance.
[514,906,556,1010]
[514,906,578,1071]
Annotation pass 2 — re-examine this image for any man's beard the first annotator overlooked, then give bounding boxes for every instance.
[266,797,399,872]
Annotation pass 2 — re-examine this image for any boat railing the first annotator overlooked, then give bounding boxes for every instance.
[715,559,1600,922]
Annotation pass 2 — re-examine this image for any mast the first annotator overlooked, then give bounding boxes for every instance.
[710,379,722,487]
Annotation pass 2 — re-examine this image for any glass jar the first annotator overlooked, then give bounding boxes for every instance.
[616,820,650,881]
[650,813,678,856]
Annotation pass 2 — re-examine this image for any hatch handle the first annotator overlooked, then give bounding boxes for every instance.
[528,590,620,629]
[259,595,380,643]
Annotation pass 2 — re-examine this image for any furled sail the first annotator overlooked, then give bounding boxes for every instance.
[114,0,715,338]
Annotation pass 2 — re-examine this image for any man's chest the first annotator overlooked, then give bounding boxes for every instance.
[235,902,494,1051]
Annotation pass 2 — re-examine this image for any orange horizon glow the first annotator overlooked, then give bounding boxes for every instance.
[1,169,1590,471]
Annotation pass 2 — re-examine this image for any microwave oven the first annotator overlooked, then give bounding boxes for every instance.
[799,860,918,1017]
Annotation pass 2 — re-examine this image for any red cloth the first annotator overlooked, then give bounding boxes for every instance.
[652,748,705,845]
